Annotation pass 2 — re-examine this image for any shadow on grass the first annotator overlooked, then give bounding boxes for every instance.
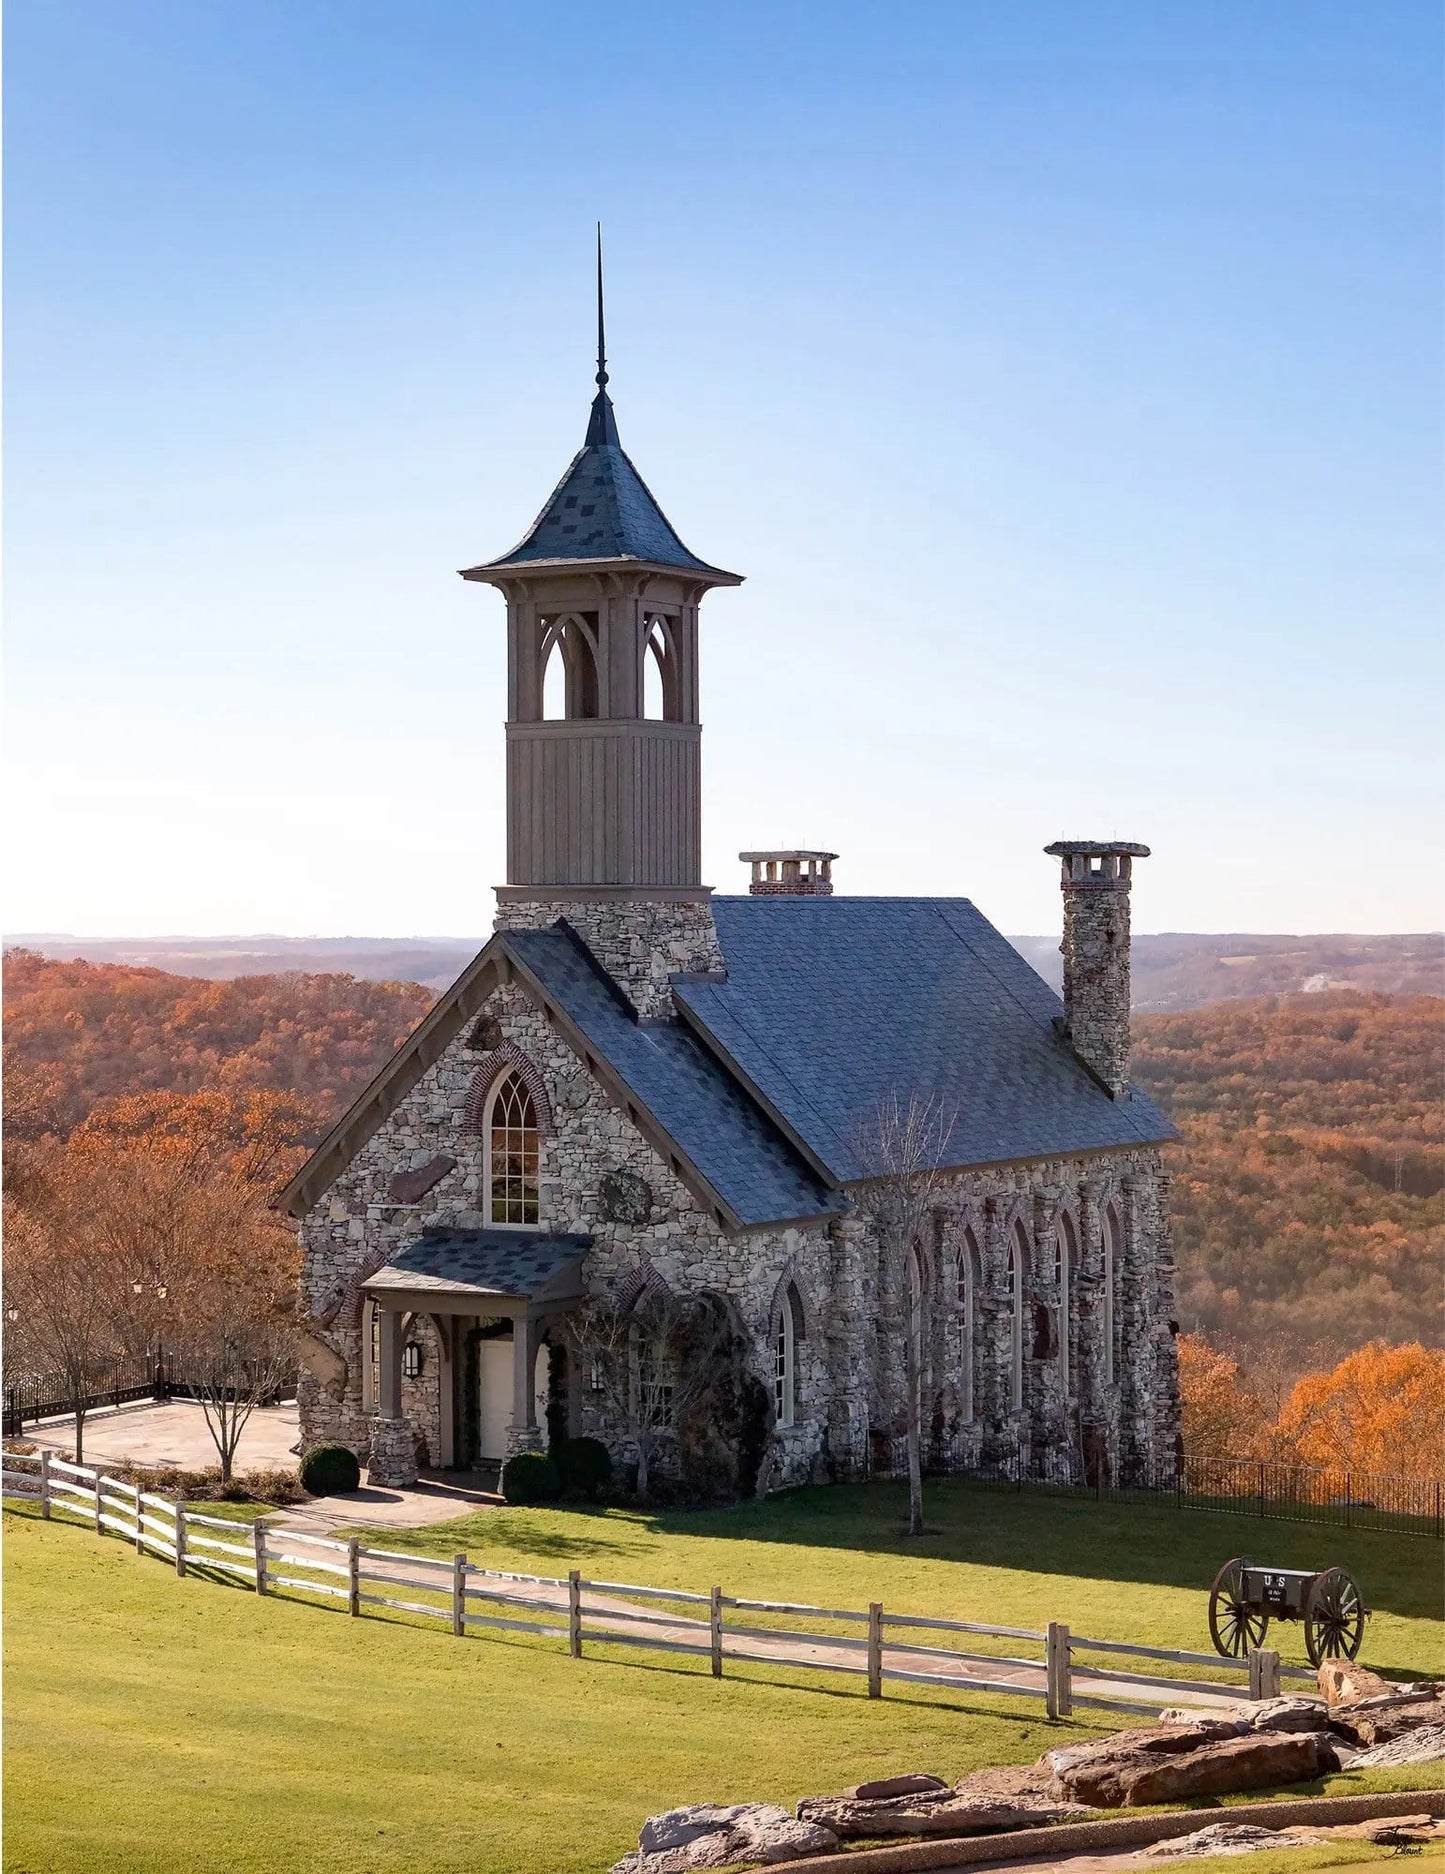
[634,1482,1444,1624]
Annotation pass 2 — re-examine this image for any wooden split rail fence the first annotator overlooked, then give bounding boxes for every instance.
[3,1448,1315,1720]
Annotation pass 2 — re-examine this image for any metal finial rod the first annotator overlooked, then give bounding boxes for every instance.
[595,222,608,390]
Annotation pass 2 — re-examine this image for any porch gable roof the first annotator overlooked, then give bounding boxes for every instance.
[364,1228,592,1306]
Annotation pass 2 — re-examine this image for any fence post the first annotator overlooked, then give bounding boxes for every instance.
[174,1501,187,1577]
[347,1537,360,1617]
[1258,1461,1266,1520]
[39,1449,51,1521]
[867,1602,883,1699]
[94,1473,104,1536]
[452,1554,467,1637]
[1046,1621,1072,1719]
[252,1520,267,1595]
[568,1570,582,1659]
[134,1488,145,1555]
[710,1585,723,1679]
[1248,1647,1281,1701]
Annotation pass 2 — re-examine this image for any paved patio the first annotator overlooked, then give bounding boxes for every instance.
[22,1399,503,1529]
[25,1399,302,1473]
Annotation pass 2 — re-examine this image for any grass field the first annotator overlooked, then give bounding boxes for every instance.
[5,1483,1442,1874]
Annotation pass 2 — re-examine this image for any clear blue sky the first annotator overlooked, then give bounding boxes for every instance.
[7,2,1441,940]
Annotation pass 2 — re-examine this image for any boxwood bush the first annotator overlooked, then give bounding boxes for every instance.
[500,1451,562,1504]
[299,1443,361,1497]
[555,1436,612,1500]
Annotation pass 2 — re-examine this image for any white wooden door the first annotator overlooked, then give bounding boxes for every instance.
[477,1337,513,1462]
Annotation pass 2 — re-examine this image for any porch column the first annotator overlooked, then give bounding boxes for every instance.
[508,1309,544,1454]
[377,1303,404,1419]
[433,1315,456,1468]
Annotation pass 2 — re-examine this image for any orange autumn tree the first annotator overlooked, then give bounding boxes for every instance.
[1176,1333,1263,1458]
[1276,1341,1445,1481]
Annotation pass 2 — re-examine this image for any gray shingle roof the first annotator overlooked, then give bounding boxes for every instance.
[366,1229,593,1302]
[673,897,1176,1183]
[504,925,836,1227]
[467,435,733,578]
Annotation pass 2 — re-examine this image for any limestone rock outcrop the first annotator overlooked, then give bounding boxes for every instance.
[610,1802,838,1872]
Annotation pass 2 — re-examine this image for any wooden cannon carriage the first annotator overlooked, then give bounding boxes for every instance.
[1208,1557,1368,1666]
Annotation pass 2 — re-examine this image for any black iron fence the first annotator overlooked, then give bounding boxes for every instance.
[1,1360,297,1438]
[862,1438,1443,1540]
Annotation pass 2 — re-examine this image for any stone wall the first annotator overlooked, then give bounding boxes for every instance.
[493,895,724,1020]
[295,917,1179,1495]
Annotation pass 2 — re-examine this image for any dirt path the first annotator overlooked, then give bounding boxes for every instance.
[256,1522,1246,1713]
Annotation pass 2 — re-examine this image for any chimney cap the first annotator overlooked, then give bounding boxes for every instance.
[738,849,839,863]
[1044,839,1150,859]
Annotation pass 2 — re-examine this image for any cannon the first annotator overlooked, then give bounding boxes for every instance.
[1208,1557,1368,1667]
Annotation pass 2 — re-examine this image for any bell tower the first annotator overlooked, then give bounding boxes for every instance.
[461,237,741,1016]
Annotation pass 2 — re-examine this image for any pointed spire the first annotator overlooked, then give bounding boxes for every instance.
[585,223,620,447]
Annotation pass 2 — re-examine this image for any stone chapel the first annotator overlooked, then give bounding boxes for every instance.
[280,289,1182,1496]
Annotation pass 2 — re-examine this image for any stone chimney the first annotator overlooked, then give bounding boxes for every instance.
[1043,840,1150,1097]
[740,850,837,896]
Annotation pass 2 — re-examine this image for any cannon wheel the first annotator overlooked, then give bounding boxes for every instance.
[1304,1567,1366,1665]
[1208,1557,1270,1658]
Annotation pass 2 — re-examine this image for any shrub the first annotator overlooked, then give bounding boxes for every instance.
[299,1443,361,1496]
[555,1436,612,1500]
[501,1451,561,1504]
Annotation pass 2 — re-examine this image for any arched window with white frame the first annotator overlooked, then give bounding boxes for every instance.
[1103,1201,1123,1388]
[774,1282,804,1429]
[485,1069,540,1225]
[1008,1220,1028,1411]
[1054,1212,1077,1397]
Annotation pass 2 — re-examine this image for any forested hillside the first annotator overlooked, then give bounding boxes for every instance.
[2,949,432,1139]
[1132,992,1443,1373]
[6,953,1439,1382]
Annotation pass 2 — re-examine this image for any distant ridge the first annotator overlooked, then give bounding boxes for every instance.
[7,930,1441,1010]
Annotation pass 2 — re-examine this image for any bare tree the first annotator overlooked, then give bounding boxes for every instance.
[851,1090,957,1537]
[78,1141,301,1483]
[2,1151,130,1464]
[571,1281,735,1505]
[153,1178,300,1483]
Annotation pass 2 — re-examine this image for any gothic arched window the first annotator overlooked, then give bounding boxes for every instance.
[540,613,600,721]
[955,1226,981,1422]
[485,1069,540,1225]
[1103,1201,1123,1388]
[774,1283,803,1429]
[1055,1212,1077,1397]
[1008,1220,1028,1412]
[642,615,680,722]
[906,1243,926,1413]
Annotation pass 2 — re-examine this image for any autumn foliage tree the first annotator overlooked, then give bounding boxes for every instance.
[1276,1341,1445,1480]
[4,1091,303,1477]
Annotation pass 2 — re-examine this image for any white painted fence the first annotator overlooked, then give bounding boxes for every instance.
[3,1448,1315,1719]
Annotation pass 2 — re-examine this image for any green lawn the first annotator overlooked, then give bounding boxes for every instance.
[4,1484,1442,1874]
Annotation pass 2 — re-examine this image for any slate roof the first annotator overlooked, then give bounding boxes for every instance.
[464,391,738,580]
[672,898,1177,1184]
[504,924,836,1228]
[365,1229,593,1302]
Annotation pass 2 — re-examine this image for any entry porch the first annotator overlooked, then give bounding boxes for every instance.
[362,1228,591,1489]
